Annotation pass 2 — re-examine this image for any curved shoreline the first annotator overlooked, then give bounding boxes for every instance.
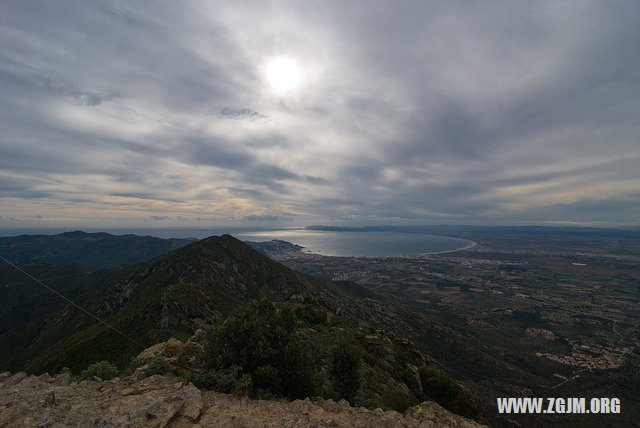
[295,236,477,258]
[426,239,477,255]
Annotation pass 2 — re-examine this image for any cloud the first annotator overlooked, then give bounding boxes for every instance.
[41,78,107,106]
[205,107,269,121]
[149,215,169,221]
[0,1,638,228]
[242,214,293,222]
[0,52,111,106]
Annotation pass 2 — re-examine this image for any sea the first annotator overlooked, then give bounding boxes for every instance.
[235,228,473,257]
[1,226,472,257]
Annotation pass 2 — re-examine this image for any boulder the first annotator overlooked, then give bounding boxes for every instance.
[136,337,185,364]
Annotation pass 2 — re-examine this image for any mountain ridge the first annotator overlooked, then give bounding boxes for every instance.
[0,230,195,268]
[6,235,326,373]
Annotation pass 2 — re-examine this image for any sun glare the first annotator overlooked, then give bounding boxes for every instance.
[265,57,302,94]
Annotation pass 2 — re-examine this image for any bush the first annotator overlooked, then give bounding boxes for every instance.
[187,366,242,393]
[252,364,281,396]
[418,365,478,419]
[78,360,119,381]
[330,339,361,402]
[204,299,317,399]
[418,366,463,402]
[233,373,253,397]
[295,302,329,325]
[145,357,169,376]
[380,384,417,412]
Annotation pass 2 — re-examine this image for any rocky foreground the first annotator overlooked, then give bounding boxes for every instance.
[0,370,486,427]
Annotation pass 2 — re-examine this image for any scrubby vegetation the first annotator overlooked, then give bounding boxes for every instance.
[68,295,478,418]
[185,296,479,418]
[418,365,476,418]
[74,360,119,381]
[145,356,169,377]
[187,299,316,400]
[330,338,362,402]
[68,295,478,419]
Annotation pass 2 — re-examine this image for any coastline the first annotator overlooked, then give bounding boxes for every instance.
[289,236,477,258]
[427,239,477,255]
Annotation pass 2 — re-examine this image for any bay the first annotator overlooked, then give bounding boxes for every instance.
[235,228,473,257]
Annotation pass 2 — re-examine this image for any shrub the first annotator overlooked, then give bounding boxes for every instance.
[145,357,169,376]
[418,366,458,403]
[204,299,317,399]
[252,364,281,396]
[330,339,361,402]
[418,365,478,419]
[295,301,329,325]
[187,366,242,392]
[78,360,119,381]
[232,373,253,397]
[380,384,417,412]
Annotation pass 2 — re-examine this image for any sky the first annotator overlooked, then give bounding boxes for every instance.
[1,0,639,231]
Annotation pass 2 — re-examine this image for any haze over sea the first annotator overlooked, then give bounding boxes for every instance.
[1,227,472,258]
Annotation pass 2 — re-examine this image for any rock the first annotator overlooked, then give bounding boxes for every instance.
[290,399,303,414]
[135,337,185,364]
[42,391,56,408]
[120,387,140,396]
[317,398,339,413]
[199,390,487,427]
[406,401,486,428]
[52,373,71,386]
[0,371,205,428]
[191,328,206,343]
[3,372,26,386]
[179,383,203,422]
[164,337,184,357]
[37,372,53,383]
[0,369,487,428]
[135,335,207,373]
[337,399,350,411]
[180,339,205,368]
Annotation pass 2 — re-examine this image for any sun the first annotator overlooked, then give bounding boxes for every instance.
[265,57,302,94]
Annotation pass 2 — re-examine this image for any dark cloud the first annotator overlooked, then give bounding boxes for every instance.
[243,214,293,222]
[211,107,269,121]
[149,215,169,221]
[40,78,107,106]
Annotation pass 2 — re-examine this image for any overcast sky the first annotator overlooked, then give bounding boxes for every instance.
[1,0,639,230]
